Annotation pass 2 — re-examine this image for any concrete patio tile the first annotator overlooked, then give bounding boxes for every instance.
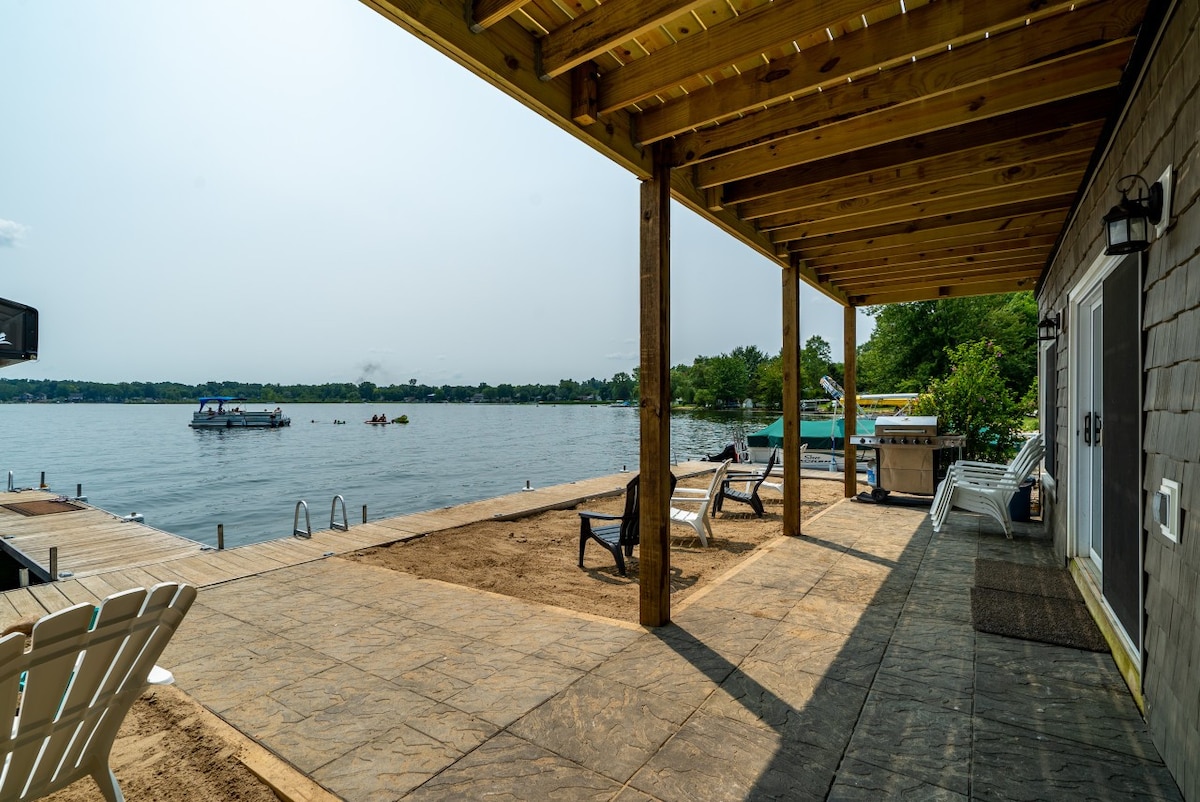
[974,662,1160,761]
[827,757,968,801]
[268,662,434,718]
[971,716,1183,801]
[843,689,973,796]
[592,634,737,708]
[403,732,622,801]
[806,572,911,606]
[390,663,475,702]
[750,624,887,689]
[873,643,973,714]
[699,656,869,755]
[300,622,412,661]
[220,692,306,737]
[902,584,972,625]
[611,787,661,802]
[400,701,499,754]
[661,607,781,660]
[420,638,530,685]
[783,593,902,642]
[531,625,643,671]
[442,653,584,728]
[311,724,462,801]
[508,673,688,783]
[973,632,1131,692]
[628,709,839,802]
[695,575,809,620]
[889,612,975,658]
[174,643,341,714]
[352,628,477,681]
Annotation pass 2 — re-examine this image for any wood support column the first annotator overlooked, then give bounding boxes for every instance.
[639,144,671,627]
[843,305,858,498]
[782,256,802,537]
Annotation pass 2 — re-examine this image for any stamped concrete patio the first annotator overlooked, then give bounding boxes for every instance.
[161,498,1182,801]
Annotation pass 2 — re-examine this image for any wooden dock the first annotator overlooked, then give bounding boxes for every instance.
[0,463,714,628]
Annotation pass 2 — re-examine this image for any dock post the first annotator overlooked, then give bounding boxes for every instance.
[362,505,367,524]
[49,547,58,581]
[40,471,47,489]
[76,483,82,499]
[18,568,28,588]
[217,524,225,550]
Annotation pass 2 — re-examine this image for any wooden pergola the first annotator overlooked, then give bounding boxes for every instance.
[362,0,1157,625]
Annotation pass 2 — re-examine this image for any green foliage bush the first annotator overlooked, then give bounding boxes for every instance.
[913,339,1023,463]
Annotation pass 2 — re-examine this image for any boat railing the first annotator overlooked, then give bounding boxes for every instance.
[330,495,349,532]
[293,500,312,538]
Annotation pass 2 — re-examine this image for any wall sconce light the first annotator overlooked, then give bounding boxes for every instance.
[1038,312,1061,342]
[1103,174,1164,255]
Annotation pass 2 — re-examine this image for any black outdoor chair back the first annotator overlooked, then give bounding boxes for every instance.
[717,448,776,518]
[578,473,676,575]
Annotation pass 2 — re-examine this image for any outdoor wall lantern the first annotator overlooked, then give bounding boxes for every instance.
[1103,173,1164,255]
[1038,312,1061,342]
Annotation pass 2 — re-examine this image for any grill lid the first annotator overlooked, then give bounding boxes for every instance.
[874,415,939,436]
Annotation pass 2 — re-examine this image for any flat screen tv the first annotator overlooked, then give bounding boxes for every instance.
[0,297,38,368]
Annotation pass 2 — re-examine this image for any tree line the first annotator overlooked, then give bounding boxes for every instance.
[1,293,1038,411]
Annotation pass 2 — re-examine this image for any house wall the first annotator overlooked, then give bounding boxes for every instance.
[1039,1,1200,797]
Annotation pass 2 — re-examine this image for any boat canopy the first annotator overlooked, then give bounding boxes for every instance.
[747,416,876,449]
[197,396,247,411]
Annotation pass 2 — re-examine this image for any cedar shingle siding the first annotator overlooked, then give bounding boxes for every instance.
[1040,2,1200,796]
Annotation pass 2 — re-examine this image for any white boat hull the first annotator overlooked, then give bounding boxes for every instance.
[190,410,290,428]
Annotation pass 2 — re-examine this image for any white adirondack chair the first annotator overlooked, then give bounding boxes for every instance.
[930,433,1045,538]
[761,444,806,494]
[669,459,730,546]
[0,582,196,802]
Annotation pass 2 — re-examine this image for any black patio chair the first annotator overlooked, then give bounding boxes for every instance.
[578,473,676,575]
[716,448,776,518]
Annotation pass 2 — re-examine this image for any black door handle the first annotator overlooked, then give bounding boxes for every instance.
[1094,414,1102,446]
[1084,412,1091,445]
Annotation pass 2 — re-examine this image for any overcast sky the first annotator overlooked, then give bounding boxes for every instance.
[0,0,873,387]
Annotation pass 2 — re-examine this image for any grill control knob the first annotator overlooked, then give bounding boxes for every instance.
[860,438,868,445]
[924,438,932,445]
[900,437,908,445]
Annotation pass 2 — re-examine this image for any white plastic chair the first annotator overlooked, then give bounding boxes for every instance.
[669,459,730,546]
[930,434,1045,538]
[761,444,805,494]
[0,582,196,802]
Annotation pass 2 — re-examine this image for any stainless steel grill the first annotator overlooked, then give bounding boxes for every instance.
[853,416,964,500]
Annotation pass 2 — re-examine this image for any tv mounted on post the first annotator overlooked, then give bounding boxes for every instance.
[0,297,38,368]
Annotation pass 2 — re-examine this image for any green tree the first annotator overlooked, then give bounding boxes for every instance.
[913,340,1023,462]
[800,336,833,399]
[857,293,1038,397]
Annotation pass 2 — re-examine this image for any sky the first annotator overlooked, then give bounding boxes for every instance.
[0,0,873,388]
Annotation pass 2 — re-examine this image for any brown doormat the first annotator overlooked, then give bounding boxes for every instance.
[971,559,1108,652]
[2,500,85,516]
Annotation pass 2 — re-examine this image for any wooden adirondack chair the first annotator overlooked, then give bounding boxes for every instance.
[0,582,196,802]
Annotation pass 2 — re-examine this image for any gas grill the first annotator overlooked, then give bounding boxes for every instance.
[853,415,965,500]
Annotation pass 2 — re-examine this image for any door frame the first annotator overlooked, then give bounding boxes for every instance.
[1065,250,1143,665]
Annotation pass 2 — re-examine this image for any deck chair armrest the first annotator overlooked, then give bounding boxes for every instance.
[671,488,709,497]
[578,511,621,521]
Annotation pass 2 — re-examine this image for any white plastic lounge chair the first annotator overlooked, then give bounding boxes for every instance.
[930,434,1045,538]
[0,582,196,802]
[669,459,730,547]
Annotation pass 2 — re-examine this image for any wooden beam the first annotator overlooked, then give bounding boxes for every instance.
[652,0,1132,147]
[779,194,1076,251]
[600,0,894,113]
[812,238,1059,277]
[757,161,1086,233]
[570,62,600,125]
[538,0,710,80]
[843,306,858,499]
[833,263,1045,292]
[720,91,1116,204]
[782,257,803,537]
[736,125,1102,220]
[696,43,1131,189]
[469,0,525,32]
[770,176,1082,242]
[362,0,650,177]
[849,276,1042,306]
[639,144,672,628]
[795,214,1068,261]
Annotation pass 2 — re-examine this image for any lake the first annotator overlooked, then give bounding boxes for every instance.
[0,403,776,548]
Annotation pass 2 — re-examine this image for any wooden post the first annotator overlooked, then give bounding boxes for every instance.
[782,256,802,536]
[217,524,225,550]
[639,143,672,627]
[844,305,859,498]
[362,505,368,524]
[49,546,58,581]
